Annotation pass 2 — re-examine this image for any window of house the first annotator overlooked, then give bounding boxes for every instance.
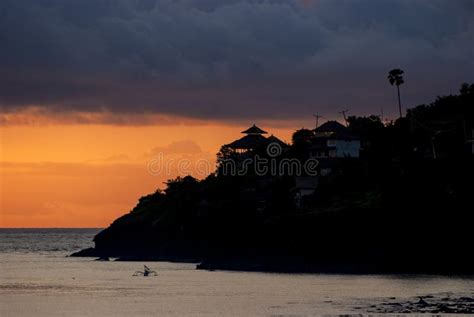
[327,139,336,147]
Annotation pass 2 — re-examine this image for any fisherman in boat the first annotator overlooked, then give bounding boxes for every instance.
[143,265,151,276]
[133,265,157,276]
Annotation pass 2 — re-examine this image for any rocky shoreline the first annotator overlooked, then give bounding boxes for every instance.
[70,248,200,263]
[354,293,474,314]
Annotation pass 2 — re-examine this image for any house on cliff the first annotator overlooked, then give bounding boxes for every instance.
[310,121,361,159]
[293,121,361,206]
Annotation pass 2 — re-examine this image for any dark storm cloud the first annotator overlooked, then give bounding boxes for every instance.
[0,0,473,121]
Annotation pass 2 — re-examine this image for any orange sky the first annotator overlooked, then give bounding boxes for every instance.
[0,120,300,227]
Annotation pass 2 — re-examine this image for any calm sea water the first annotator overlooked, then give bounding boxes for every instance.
[1,229,473,316]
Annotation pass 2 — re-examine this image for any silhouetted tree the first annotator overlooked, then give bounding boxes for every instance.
[347,115,384,136]
[290,128,314,161]
[291,128,314,146]
[216,145,234,165]
[388,68,405,119]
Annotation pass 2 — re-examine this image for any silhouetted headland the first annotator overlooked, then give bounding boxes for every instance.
[72,84,474,274]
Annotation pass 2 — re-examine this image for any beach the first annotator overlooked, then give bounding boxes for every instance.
[1,229,473,316]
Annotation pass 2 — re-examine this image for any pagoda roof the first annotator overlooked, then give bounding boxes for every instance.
[267,134,288,147]
[241,124,268,135]
[227,134,267,150]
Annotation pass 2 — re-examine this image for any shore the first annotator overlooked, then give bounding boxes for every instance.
[6,251,474,316]
[70,250,474,314]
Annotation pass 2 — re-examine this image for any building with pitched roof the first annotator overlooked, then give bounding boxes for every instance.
[227,124,286,154]
[310,121,360,158]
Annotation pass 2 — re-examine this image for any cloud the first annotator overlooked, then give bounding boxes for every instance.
[0,106,213,125]
[86,154,132,163]
[1,0,473,122]
[147,140,204,156]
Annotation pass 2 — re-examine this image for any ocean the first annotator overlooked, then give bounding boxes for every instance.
[0,229,473,316]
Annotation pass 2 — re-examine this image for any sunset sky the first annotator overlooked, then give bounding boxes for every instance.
[1,0,473,227]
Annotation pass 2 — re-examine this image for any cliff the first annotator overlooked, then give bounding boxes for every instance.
[72,84,474,274]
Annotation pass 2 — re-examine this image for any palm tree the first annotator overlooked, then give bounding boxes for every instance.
[388,68,405,118]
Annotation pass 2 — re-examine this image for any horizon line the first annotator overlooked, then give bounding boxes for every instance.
[0,227,105,229]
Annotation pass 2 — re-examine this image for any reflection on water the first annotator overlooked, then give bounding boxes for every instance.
[0,229,473,316]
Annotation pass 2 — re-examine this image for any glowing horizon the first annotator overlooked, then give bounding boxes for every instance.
[0,121,297,228]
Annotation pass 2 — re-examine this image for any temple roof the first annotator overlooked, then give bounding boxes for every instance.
[227,134,267,150]
[241,124,268,135]
[267,134,288,147]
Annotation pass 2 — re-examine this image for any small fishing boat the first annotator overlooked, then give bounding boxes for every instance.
[133,265,157,276]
